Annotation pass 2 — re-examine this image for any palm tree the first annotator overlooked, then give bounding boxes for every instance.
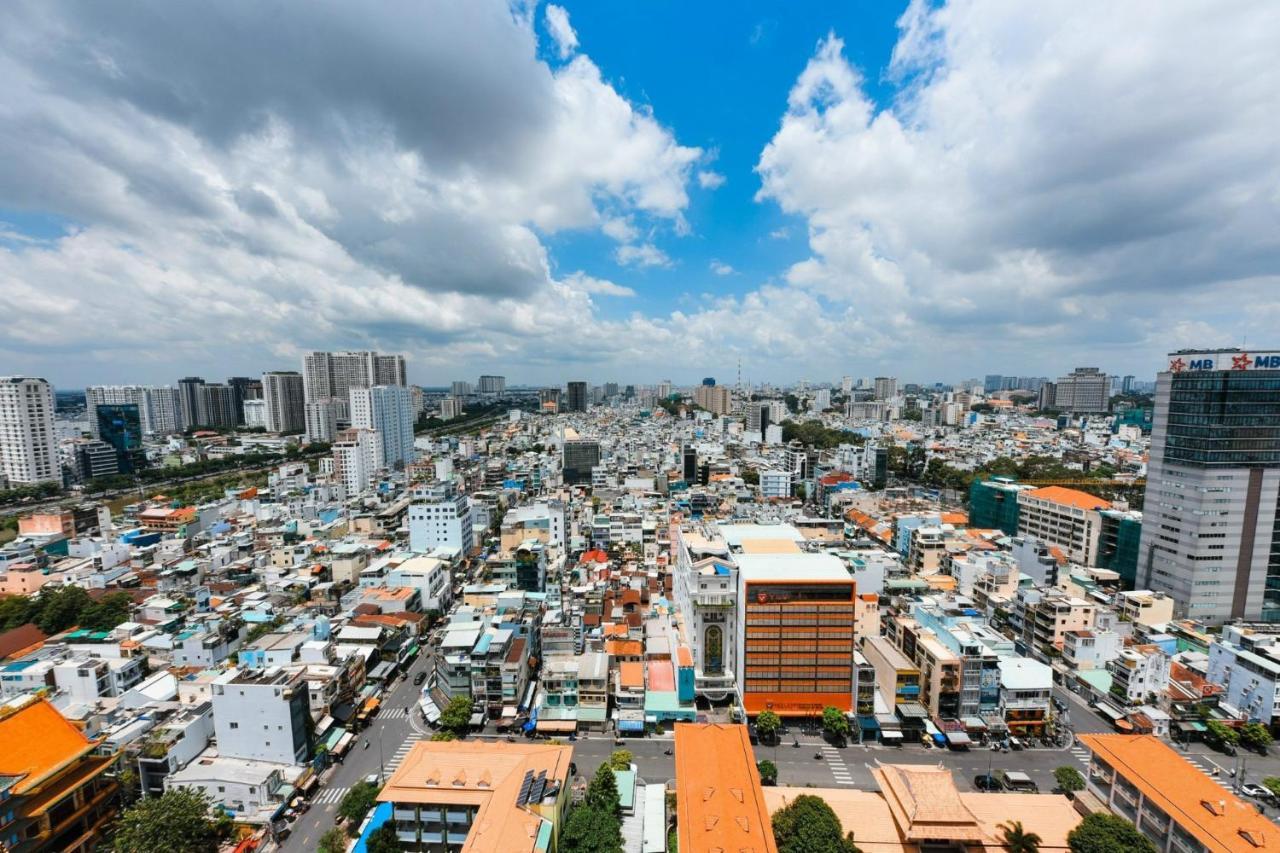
[998,820,1042,853]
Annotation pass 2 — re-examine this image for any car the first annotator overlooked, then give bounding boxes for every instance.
[1241,783,1272,800]
[364,774,380,786]
[413,671,427,686]
[973,774,1003,792]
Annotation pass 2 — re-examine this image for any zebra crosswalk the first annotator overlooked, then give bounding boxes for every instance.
[385,734,424,773]
[1069,745,1091,765]
[822,744,854,786]
[315,785,348,805]
[379,707,410,719]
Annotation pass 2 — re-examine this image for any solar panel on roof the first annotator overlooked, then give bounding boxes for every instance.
[528,770,547,803]
[516,770,534,806]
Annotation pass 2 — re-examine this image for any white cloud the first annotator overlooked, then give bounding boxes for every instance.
[561,271,635,297]
[0,0,699,383]
[615,243,671,268]
[768,227,790,240]
[544,5,578,59]
[697,170,726,189]
[749,2,1280,376]
[710,260,734,276]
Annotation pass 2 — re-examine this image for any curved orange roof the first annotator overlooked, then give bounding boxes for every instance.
[0,697,95,794]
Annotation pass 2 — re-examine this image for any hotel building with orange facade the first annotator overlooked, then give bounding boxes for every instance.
[723,525,858,717]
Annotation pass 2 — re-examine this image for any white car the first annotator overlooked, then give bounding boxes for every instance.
[1240,783,1272,800]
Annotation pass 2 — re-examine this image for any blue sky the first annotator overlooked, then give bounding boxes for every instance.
[0,1,1277,388]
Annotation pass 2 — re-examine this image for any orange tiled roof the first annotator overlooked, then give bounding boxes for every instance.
[1027,486,1109,511]
[0,697,95,794]
[675,724,778,853]
[619,661,645,689]
[1079,734,1273,853]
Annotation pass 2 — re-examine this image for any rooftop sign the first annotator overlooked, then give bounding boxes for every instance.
[1166,351,1280,373]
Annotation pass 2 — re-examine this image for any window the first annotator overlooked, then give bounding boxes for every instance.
[230,722,239,729]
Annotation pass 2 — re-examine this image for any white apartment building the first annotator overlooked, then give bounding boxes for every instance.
[211,667,311,765]
[671,524,738,703]
[331,428,382,495]
[303,399,339,443]
[0,376,58,485]
[1108,645,1170,706]
[385,554,452,612]
[1206,624,1280,724]
[760,469,792,499]
[1015,486,1109,565]
[350,384,415,468]
[409,481,474,555]
[302,350,405,403]
[242,398,268,429]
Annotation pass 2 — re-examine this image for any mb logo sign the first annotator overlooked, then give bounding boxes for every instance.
[1169,352,1280,372]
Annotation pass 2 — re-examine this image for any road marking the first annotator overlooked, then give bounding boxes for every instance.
[315,786,348,805]
[381,708,409,719]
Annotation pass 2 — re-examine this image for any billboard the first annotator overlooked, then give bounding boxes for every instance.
[1166,351,1280,373]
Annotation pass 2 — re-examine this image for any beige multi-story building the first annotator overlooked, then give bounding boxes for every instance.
[331,428,382,495]
[0,377,58,485]
[693,383,732,415]
[1016,485,1110,565]
[1115,590,1175,627]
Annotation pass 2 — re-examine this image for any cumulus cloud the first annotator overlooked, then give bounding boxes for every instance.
[544,4,578,59]
[615,243,672,268]
[752,1,1280,375]
[561,271,635,298]
[0,0,700,382]
[698,170,726,189]
[710,260,734,276]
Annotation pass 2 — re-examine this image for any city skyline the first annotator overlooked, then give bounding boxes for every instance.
[2,2,1278,386]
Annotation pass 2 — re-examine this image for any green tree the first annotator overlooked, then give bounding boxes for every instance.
[35,584,94,634]
[998,820,1043,853]
[0,594,38,631]
[560,802,622,853]
[1240,722,1273,752]
[1205,719,1240,746]
[771,794,860,853]
[439,695,474,736]
[1067,813,1157,853]
[587,765,621,817]
[1053,765,1085,794]
[337,780,380,834]
[821,706,850,743]
[1262,777,1280,799]
[609,749,634,770]
[365,823,403,853]
[429,730,457,741]
[755,710,782,744]
[317,827,348,853]
[757,759,778,786]
[81,591,135,631]
[112,787,229,853]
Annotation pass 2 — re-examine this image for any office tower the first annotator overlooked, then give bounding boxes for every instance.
[813,388,831,411]
[303,400,339,443]
[450,380,471,397]
[658,380,673,400]
[261,371,305,433]
[1122,375,1136,394]
[1051,367,1110,413]
[302,350,405,404]
[477,375,505,395]
[373,354,406,387]
[350,385,415,469]
[242,399,268,429]
[74,440,120,481]
[87,385,183,438]
[984,375,1003,393]
[624,385,635,400]
[682,443,697,482]
[562,439,600,485]
[603,381,619,398]
[565,381,588,413]
[538,388,560,414]
[331,427,382,494]
[874,376,898,400]
[197,383,238,429]
[737,549,858,715]
[94,404,146,473]
[1038,382,1057,410]
[1140,349,1280,623]
[176,376,206,428]
[745,401,770,435]
[693,384,731,415]
[841,375,853,395]
[0,377,58,485]
[226,376,263,424]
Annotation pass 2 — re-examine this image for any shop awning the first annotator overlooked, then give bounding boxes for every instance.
[945,731,973,747]
[618,719,646,733]
[880,730,904,740]
[1092,702,1125,721]
[501,705,518,719]
[962,716,987,731]
[536,720,577,733]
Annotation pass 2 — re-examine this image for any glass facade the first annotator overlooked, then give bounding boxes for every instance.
[1164,373,1280,467]
[95,403,145,473]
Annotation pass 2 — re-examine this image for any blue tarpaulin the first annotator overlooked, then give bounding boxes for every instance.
[618,719,645,733]
[522,707,538,733]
